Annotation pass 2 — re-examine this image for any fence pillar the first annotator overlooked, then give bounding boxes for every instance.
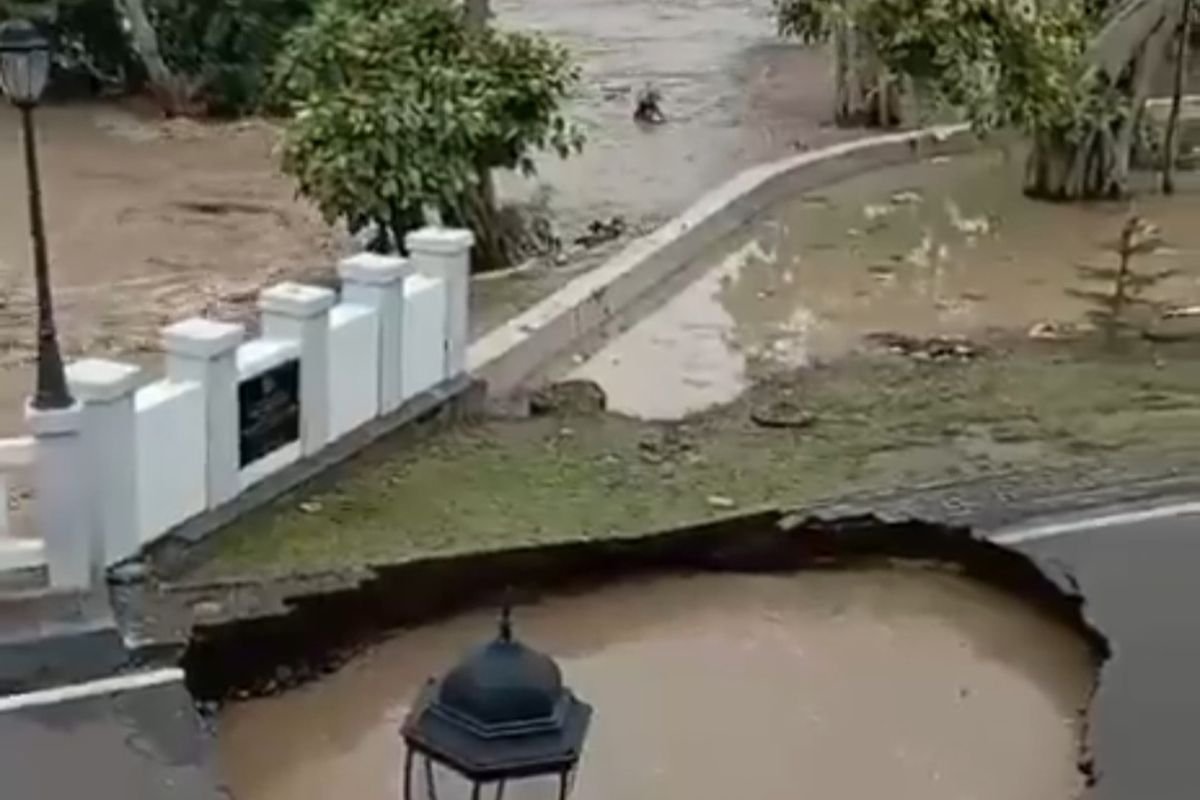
[25,402,90,589]
[338,252,412,415]
[163,318,243,510]
[260,282,336,456]
[66,358,142,565]
[406,227,474,377]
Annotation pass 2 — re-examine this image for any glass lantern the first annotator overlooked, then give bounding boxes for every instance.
[401,608,592,800]
[0,19,51,107]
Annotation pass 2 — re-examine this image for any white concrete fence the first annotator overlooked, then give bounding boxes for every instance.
[0,227,473,590]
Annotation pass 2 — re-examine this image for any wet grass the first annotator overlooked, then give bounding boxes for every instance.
[186,339,1200,580]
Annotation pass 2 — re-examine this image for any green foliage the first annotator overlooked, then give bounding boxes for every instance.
[2,0,134,89]
[148,0,313,114]
[859,0,1097,135]
[773,0,845,42]
[272,0,583,252]
[1069,216,1169,338]
[1,0,312,112]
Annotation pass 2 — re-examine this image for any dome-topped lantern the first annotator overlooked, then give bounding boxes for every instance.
[401,606,593,800]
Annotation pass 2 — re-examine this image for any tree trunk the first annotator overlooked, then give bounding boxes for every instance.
[114,0,200,115]
[832,22,901,127]
[1163,0,1194,194]
[464,0,489,29]
[458,0,508,270]
[1026,21,1170,200]
[465,165,509,272]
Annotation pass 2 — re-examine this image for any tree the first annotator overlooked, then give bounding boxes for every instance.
[1162,0,1194,193]
[271,0,583,270]
[2,0,313,114]
[774,0,904,127]
[776,0,1195,200]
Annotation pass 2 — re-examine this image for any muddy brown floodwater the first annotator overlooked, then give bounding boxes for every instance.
[218,568,1095,800]
[574,149,1200,418]
[494,0,844,231]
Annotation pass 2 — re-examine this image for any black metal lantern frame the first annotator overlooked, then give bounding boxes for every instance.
[401,608,592,800]
[0,19,51,107]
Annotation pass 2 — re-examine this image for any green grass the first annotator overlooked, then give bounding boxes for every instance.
[185,340,1200,580]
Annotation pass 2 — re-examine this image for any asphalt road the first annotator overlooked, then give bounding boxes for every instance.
[1002,505,1200,800]
[0,673,228,800]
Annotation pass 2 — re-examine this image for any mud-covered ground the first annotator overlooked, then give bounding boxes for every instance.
[573,148,1200,418]
[184,335,1200,579]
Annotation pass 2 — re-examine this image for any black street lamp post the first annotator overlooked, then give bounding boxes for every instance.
[0,19,73,410]
[401,607,593,800]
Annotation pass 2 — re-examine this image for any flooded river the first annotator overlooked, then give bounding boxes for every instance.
[218,567,1094,800]
[574,150,1200,418]
[494,0,845,230]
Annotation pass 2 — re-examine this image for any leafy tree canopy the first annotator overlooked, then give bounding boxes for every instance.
[271,0,583,253]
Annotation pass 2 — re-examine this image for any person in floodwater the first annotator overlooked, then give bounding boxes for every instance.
[633,83,666,125]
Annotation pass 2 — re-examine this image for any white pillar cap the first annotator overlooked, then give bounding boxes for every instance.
[24,399,83,435]
[405,227,475,255]
[338,252,411,285]
[259,282,337,318]
[66,358,143,402]
[163,318,245,359]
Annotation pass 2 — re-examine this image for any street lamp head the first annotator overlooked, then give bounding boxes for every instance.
[0,19,51,107]
[401,605,593,800]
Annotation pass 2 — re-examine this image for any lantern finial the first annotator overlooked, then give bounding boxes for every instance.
[498,602,513,642]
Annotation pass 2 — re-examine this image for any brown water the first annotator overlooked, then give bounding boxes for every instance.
[494,0,846,231]
[574,149,1200,418]
[218,568,1094,800]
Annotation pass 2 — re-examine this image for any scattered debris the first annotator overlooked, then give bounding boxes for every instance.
[945,200,991,236]
[890,190,923,205]
[191,599,224,619]
[706,494,736,510]
[298,501,324,514]
[865,332,983,361]
[1145,307,1200,341]
[574,216,627,249]
[633,83,667,125]
[529,379,608,416]
[863,203,893,222]
[750,399,815,429]
[1027,321,1078,341]
[109,561,149,585]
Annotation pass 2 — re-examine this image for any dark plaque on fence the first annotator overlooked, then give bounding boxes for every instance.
[238,359,301,467]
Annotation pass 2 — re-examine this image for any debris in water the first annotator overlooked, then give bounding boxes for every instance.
[298,501,323,514]
[945,200,991,236]
[574,216,627,248]
[890,190,923,205]
[864,204,893,222]
[633,83,667,125]
[1027,321,1077,341]
[706,494,736,510]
